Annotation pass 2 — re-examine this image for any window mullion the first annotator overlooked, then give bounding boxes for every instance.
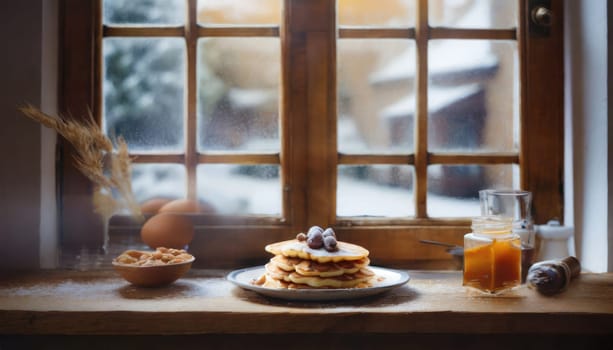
[415,0,430,219]
[185,0,198,201]
[338,27,415,39]
[519,0,565,223]
[283,0,336,228]
[429,27,516,40]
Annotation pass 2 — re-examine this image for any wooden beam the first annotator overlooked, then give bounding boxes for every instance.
[520,0,565,224]
[339,27,415,39]
[414,0,429,218]
[430,27,516,40]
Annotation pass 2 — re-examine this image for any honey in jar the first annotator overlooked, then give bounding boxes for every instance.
[463,216,521,293]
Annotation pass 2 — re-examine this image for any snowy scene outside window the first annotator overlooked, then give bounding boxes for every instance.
[103,0,520,219]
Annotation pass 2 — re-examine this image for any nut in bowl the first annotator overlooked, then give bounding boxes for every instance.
[112,247,195,287]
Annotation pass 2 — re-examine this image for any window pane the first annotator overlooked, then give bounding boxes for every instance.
[338,0,415,27]
[338,39,415,154]
[103,0,185,25]
[103,38,185,152]
[131,164,186,203]
[428,40,518,152]
[427,164,518,217]
[197,38,280,152]
[197,164,281,215]
[198,0,281,25]
[337,165,414,217]
[429,0,517,29]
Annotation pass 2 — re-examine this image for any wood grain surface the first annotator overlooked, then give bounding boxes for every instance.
[1,270,611,335]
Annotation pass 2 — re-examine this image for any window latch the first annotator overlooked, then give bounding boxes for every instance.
[529,0,553,37]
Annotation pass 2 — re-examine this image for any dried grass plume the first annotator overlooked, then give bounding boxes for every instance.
[20,105,144,223]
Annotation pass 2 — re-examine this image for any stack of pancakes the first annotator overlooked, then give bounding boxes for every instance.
[253,238,376,289]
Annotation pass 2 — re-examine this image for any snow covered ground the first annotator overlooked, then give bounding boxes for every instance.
[132,164,481,219]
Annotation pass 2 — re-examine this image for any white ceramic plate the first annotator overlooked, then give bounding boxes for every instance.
[227,266,410,301]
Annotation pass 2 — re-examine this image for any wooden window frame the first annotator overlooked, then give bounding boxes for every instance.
[59,0,564,269]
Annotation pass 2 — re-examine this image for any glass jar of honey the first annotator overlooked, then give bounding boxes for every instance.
[463,216,522,293]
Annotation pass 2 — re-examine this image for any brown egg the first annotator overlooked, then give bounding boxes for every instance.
[140,198,173,215]
[158,199,201,214]
[140,213,194,249]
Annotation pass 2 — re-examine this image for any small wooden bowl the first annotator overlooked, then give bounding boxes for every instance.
[112,257,195,287]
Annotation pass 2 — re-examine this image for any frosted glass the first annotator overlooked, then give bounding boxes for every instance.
[197,164,281,215]
[337,165,414,217]
[338,39,415,154]
[197,38,280,152]
[427,164,518,217]
[103,0,185,25]
[429,0,517,29]
[103,38,185,152]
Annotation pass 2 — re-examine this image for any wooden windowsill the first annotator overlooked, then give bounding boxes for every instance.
[1,269,612,336]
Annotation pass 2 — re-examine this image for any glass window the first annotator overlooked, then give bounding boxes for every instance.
[197,164,281,215]
[101,2,283,225]
[197,38,281,152]
[428,40,518,152]
[60,0,565,266]
[338,0,416,27]
[198,0,281,25]
[103,37,185,152]
[429,0,517,29]
[427,164,518,217]
[132,163,187,202]
[103,0,185,25]
[338,165,415,217]
[338,39,416,154]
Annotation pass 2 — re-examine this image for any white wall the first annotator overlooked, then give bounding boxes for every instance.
[565,0,610,272]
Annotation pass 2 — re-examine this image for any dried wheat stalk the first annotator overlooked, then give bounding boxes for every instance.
[19,104,144,223]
